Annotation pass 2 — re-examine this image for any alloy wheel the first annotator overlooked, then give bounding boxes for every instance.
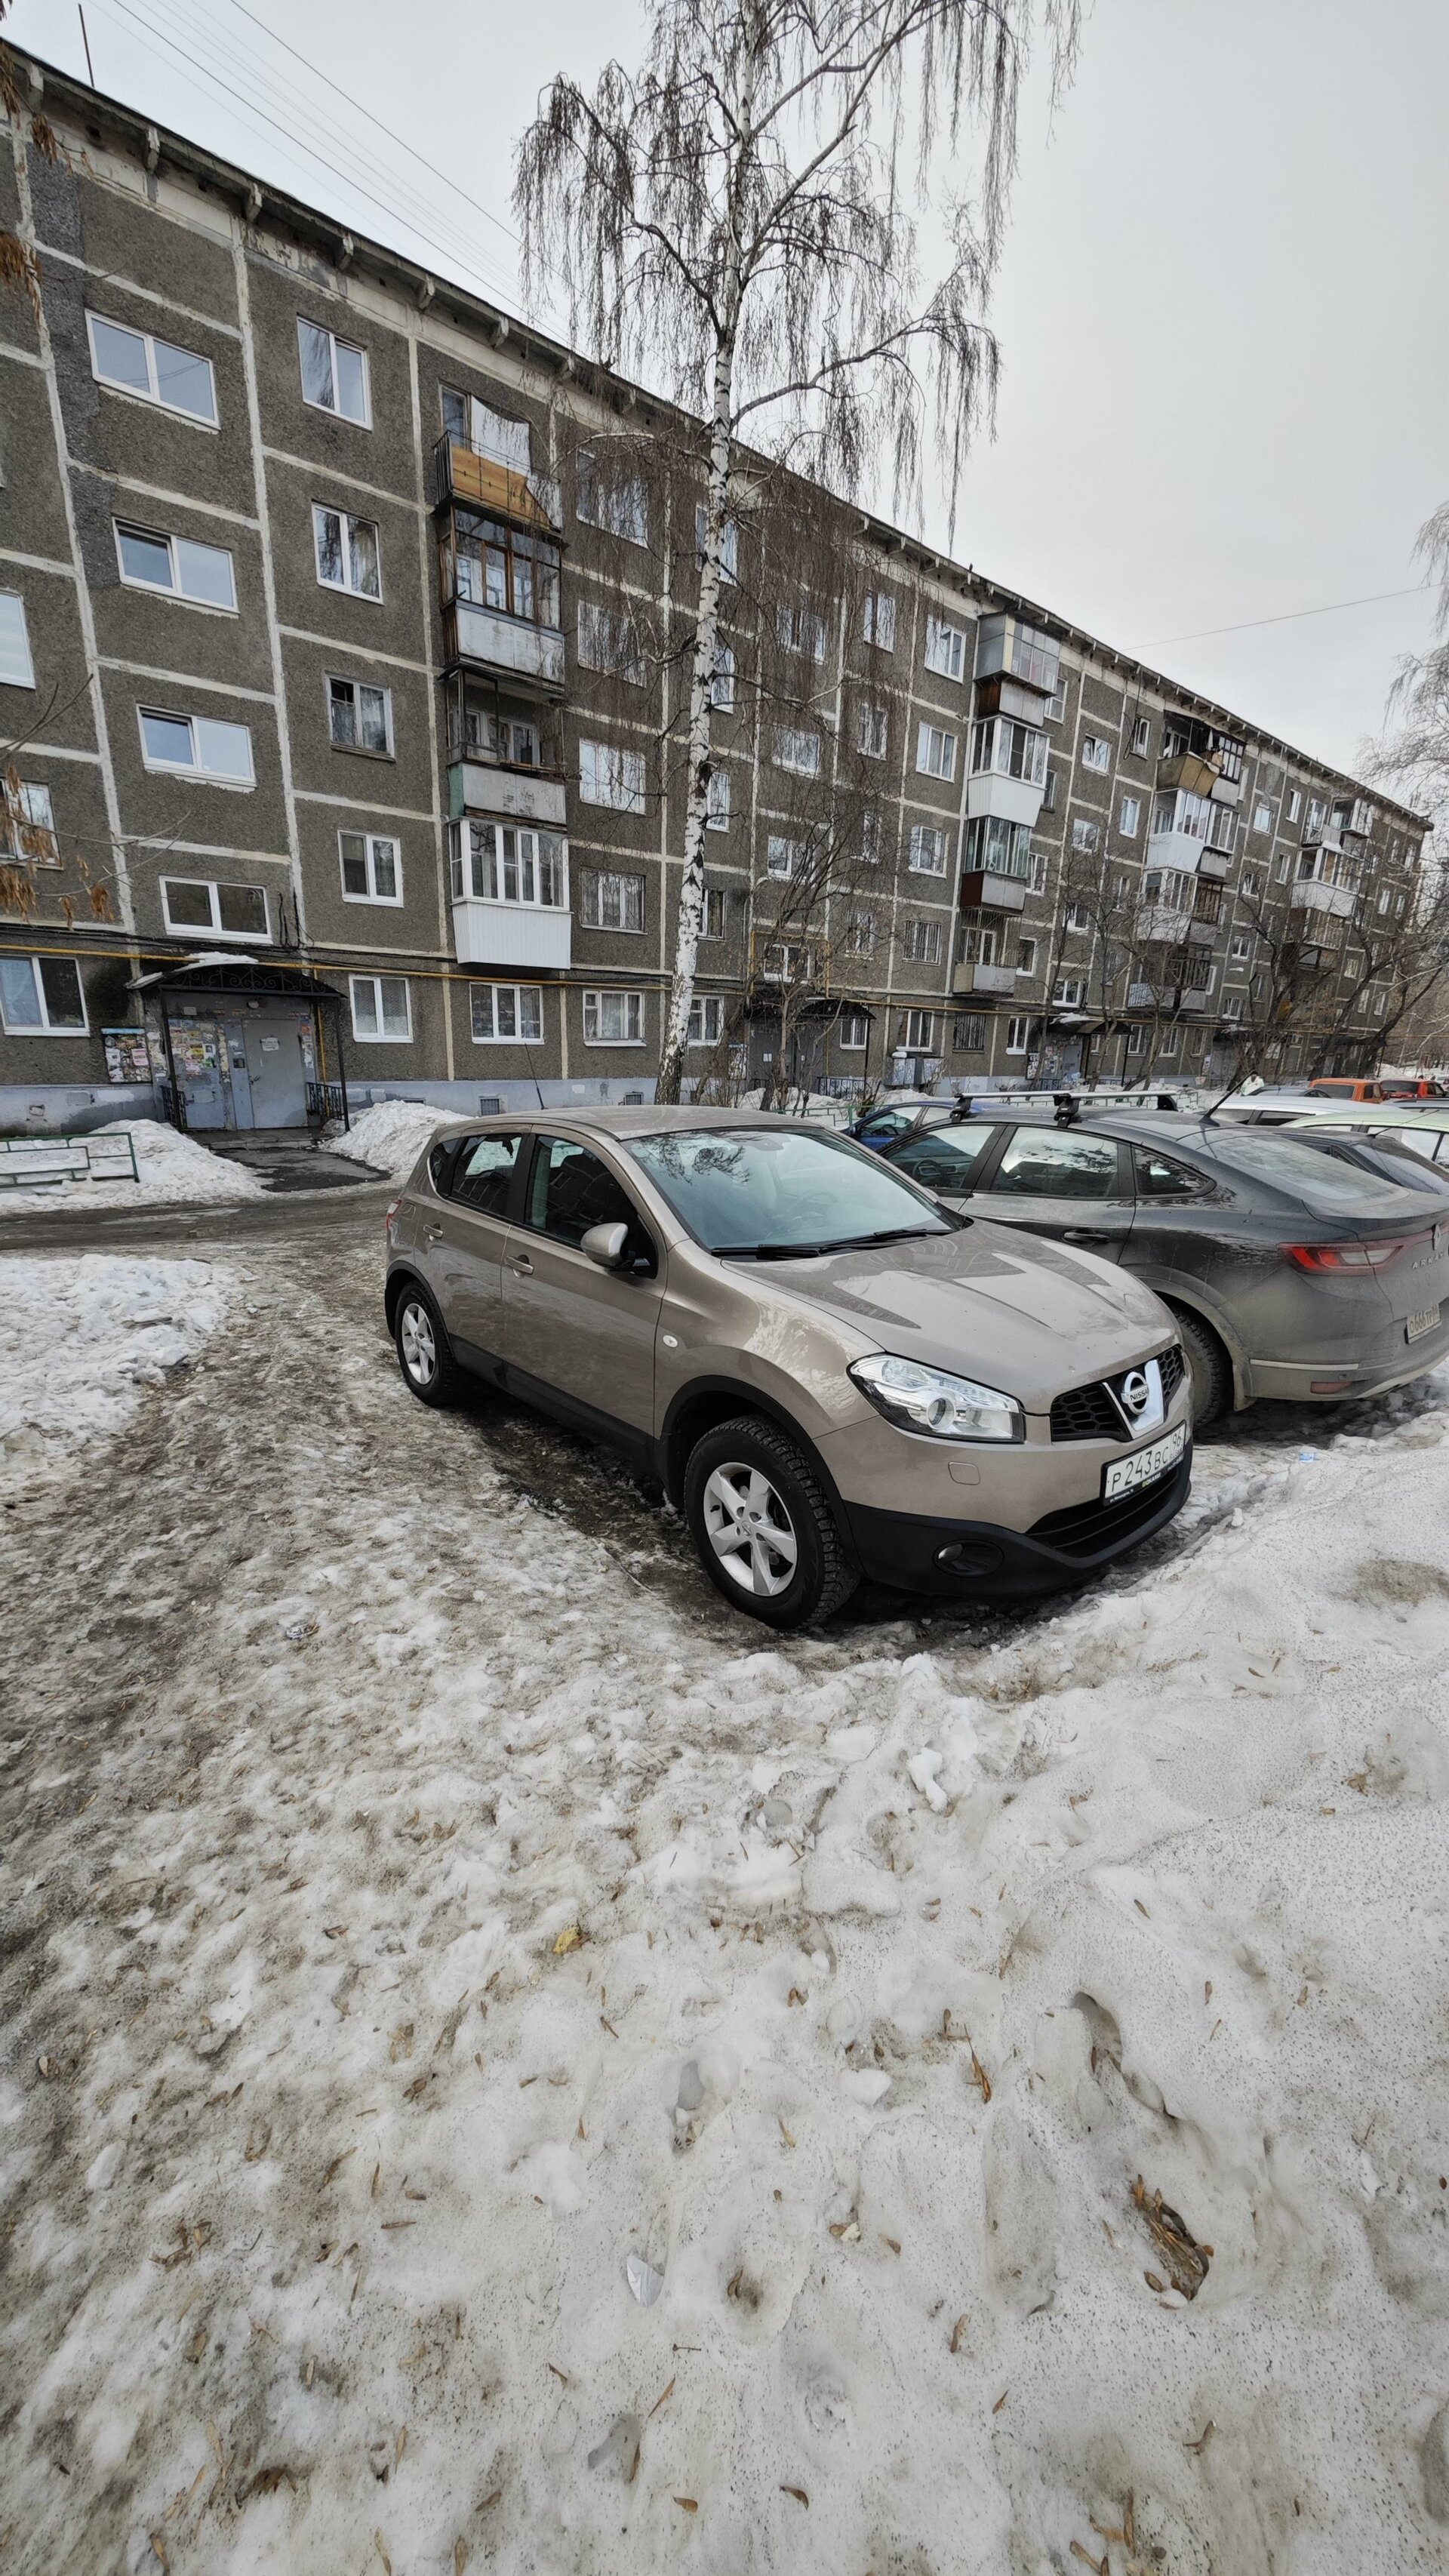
[399,1300,437,1386]
[701,1461,799,1596]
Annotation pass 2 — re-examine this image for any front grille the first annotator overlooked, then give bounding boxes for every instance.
[1029,1460,1187,1561]
[1050,1380,1122,1442]
[1051,1344,1186,1442]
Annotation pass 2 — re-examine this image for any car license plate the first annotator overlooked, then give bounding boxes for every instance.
[1103,1420,1188,1500]
[1406,1305,1441,1343]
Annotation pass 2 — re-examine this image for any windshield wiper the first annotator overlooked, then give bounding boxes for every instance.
[717,1226,949,1260]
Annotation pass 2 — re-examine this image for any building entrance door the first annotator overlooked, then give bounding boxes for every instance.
[170,1017,229,1128]
[222,1007,316,1128]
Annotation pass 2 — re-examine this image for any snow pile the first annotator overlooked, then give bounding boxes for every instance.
[5,1249,1449,2569]
[0,1252,230,1491]
[330,1098,452,1177]
[0,1119,266,1215]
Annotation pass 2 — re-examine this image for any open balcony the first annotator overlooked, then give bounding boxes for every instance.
[433,435,561,533]
[1159,717,1245,804]
[955,960,1016,996]
[958,867,1029,914]
[1136,902,1193,944]
[444,600,566,693]
[448,760,568,826]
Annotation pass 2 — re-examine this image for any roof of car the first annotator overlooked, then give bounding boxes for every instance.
[1285,1103,1449,1129]
[429,1104,835,1140]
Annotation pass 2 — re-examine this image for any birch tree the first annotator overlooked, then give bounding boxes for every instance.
[516,0,1078,1101]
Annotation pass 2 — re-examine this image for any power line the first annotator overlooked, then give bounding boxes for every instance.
[97,0,518,300]
[217,0,518,250]
[1150,585,1430,648]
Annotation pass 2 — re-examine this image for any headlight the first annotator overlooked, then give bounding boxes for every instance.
[848,1353,1025,1442]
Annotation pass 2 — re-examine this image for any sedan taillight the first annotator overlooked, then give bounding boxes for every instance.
[386,1197,402,1230]
[1286,1237,1414,1273]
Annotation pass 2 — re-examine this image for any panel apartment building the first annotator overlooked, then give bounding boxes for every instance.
[0,53,1429,1134]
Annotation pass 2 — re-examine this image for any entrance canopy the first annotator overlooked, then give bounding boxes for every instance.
[130,956,349,1134]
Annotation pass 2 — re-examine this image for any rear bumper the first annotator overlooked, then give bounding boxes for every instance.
[841,1446,1192,1598]
[1251,1315,1449,1404]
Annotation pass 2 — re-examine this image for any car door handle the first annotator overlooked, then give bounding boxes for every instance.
[509,1253,534,1276]
[423,1223,443,1241]
[1063,1227,1111,1243]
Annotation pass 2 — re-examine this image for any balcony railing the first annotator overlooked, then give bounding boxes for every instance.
[448,760,568,826]
[444,600,566,691]
[954,960,1016,996]
[1290,879,1355,920]
[1136,902,1193,943]
[433,435,561,531]
[958,867,1029,915]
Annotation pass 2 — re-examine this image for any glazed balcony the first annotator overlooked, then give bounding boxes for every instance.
[443,599,566,693]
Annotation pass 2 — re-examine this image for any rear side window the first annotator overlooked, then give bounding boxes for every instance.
[1211,1131,1432,1210]
[454,1132,522,1215]
[988,1129,1122,1200]
[888,1126,998,1192]
[1133,1146,1213,1199]
[526,1134,654,1267]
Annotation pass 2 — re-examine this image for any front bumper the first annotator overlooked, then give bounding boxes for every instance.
[841,1445,1192,1598]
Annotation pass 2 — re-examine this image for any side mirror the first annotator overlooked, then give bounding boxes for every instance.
[581,1220,629,1270]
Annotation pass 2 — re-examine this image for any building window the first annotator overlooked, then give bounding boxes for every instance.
[0,953,87,1034]
[1045,672,1068,723]
[577,601,645,684]
[1029,851,1049,894]
[902,1009,937,1051]
[857,702,888,759]
[843,908,875,955]
[775,727,822,777]
[688,995,724,1046]
[1306,798,1324,837]
[1065,902,1090,931]
[340,830,400,905]
[140,706,254,783]
[706,770,731,830]
[923,617,966,681]
[577,454,648,546]
[1071,818,1100,854]
[470,982,543,1042]
[694,506,738,579]
[858,811,881,865]
[1287,789,1302,823]
[1119,794,1141,837]
[1041,767,1057,814]
[313,503,380,599]
[451,820,567,908]
[710,645,736,712]
[1124,1023,1145,1056]
[441,388,529,470]
[0,592,34,688]
[581,868,645,931]
[908,822,950,876]
[297,319,371,426]
[349,974,411,1042]
[1131,714,1152,757]
[1080,734,1112,771]
[160,876,269,940]
[952,1013,986,1051]
[1005,1015,1030,1056]
[452,513,560,627]
[777,602,826,662]
[583,988,644,1044]
[1230,931,1251,960]
[902,917,944,965]
[579,740,647,811]
[115,521,236,611]
[3,780,57,864]
[839,1008,869,1051]
[1158,1026,1180,1058]
[863,591,897,650]
[1017,936,1036,974]
[1276,852,1291,883]
[1223,993,1244,1022]
[328,676,392,756]
[700,887,725,939]
[1252,798,1272,833]
[86,312,217,424]
[761,941,815,984]
[456,706,542,768]
[1052,975,1086,1008]
[916,722,958,781]
[767,833,804,879]
[1241,869,1260,897]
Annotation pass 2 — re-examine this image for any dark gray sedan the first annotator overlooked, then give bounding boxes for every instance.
[878,1109,1449,1423]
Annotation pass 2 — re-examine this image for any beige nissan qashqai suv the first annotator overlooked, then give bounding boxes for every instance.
[384,1108,1192,1628]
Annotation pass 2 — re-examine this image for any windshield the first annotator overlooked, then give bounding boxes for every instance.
[625,1125,954,1254]
[1207,1129,1439,1213]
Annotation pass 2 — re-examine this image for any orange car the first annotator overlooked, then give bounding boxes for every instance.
[1379,1077,1447,1101]
[1306,1077,1386,1101]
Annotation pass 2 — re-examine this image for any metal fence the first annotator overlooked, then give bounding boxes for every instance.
[0,1131,140,1188]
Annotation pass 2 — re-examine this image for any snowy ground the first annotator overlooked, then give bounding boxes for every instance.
[0,1120,267,1217]
[0,1254,230,1495]
[331,1100,452,1180]
[2,1223,1448,2574]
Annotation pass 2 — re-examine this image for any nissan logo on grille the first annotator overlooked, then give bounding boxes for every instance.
[1118,1368,1151,1417]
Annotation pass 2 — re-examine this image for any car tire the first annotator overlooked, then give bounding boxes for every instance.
[1169,1304,1232,1426]
[393,1282,465,1408]
[683,1414,859,1630]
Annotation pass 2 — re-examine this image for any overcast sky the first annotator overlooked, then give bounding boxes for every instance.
[16,0,1447,780]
